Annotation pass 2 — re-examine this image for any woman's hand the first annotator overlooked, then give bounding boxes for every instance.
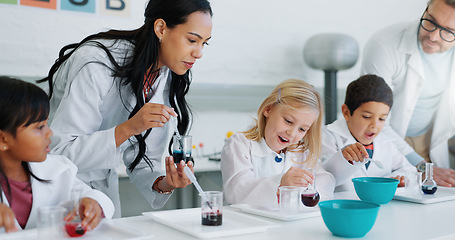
[115,103,177,147]
[64,197,103,232]
[0,203,17,233]
[154,157,193,193]
[280,167,314,187]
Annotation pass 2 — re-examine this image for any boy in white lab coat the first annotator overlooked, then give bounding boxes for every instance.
[322,74,416,192]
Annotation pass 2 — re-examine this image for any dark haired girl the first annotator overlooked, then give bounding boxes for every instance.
[39,0,213,217]
[0,76,113,233]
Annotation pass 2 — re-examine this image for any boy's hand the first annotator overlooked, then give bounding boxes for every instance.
[0,203,18,233]
[391,175,406,187]
[280,167,314,187]
[65,197,103,232]
[342,143,369,164]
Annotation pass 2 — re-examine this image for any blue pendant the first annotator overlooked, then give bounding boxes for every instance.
[275,156,282,163]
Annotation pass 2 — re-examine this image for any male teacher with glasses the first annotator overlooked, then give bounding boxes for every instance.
[361,0,455,187]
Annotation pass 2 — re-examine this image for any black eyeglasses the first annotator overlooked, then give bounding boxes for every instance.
[420,8,455,42]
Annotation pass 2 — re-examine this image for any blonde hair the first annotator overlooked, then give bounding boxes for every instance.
[243,79,323,166]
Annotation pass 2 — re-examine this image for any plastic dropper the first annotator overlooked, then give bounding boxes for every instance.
[184,166,213,209]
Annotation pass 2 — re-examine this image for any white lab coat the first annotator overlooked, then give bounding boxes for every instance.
[221,133,335,209]
[0,155,114,230]
[321,119,416,192]
[361,21,455,168]
[48,39,174,217]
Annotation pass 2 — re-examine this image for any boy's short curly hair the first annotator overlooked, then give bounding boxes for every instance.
[344,74,393,115]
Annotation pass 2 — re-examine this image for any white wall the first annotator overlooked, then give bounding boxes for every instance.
[0,0,428,154]
[1,0,427,87]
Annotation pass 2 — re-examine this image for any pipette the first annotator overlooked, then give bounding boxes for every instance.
[184,165,212,209]
[364,157,384,169]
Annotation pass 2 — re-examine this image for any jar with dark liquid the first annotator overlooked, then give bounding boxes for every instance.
[173,135,192,164]
[421,163,437,195]
[301,168,320,207]
[201,191,223,226]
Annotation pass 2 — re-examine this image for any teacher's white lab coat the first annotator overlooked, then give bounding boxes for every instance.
[221,133,335,209]
[48,39,174,217]
[1,155,114,231]
[361,21,455,168]
[321,119,416,192]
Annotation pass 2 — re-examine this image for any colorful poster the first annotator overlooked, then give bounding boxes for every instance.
[0,0,18,4]
[21,0,57,9]
[99,0,131,18]
[61,0,95,13]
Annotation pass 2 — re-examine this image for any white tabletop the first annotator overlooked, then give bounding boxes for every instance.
[111,192,454,240]
[4,190,454,240]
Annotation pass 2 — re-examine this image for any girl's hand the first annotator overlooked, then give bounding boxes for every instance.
[115,103,177,147]
[342,143,369,164]
[154,157,192,193]
[0,203,17,233]
[64,198,103,232]
[280,167,314,187]
[392,175,406,187]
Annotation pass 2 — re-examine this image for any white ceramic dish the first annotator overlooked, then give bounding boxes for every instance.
[230,204,321,221]
[1,221,149,240]
[142,208,278,239]
[393,186,455,204]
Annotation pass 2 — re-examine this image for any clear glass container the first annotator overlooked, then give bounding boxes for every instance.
[421,163,437,195]
[300,168,320,207]
[65,188,87,237]
[173,135,192,164]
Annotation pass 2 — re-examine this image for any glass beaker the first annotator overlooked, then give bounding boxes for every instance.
[65,188,87,237]
[405,170,422,196]
[201,191,223,226]
[173,135,192,164]
[37,206,66,239]
[279,186,301,214]
[421,163,437,195]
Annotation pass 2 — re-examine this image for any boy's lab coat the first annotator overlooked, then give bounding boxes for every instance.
[221,133,335,209]
[1,154,114,230]
[321,119,416,192]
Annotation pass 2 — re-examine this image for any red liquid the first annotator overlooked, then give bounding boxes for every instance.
[201,211,223,226]
[301,192,320,207]
[65,222,86,237]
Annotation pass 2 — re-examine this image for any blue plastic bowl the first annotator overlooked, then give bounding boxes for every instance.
[352,177,399,204]
[319,200,380,238]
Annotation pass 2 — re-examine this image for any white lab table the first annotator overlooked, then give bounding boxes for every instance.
[111,192,455,240]
[3,190,455,239]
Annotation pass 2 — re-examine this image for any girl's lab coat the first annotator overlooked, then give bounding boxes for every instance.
[221,133,335,209]
[48,39,174,217]
[1,154,114,230]
[361,21,455,168]
[321,119,416,192]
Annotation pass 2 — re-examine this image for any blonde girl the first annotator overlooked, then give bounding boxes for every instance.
[221,79,335,208]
